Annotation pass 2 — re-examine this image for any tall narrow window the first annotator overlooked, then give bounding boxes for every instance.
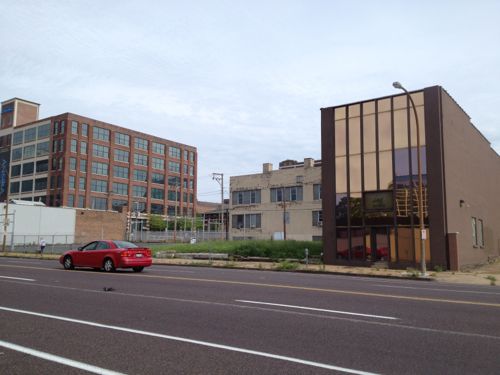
[477,219,484,247]
[471,217,477,246]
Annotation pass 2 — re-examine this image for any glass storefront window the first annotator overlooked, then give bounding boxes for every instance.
[349,116,361,155]
[349,194,362,226]
[336,228,348,260]
[379,150,393,190]
[335,193,348,226]
[378,112,392,151]
[335,119,346,156]
[363,114,376,153]
[349,155,361,193]
[348,104,360,118]
[335,156,347,193]
[351,228,365,260]
[363,152,377,191]
[393,109,409,149]
[330,91,429,267]
[363,101,375,115]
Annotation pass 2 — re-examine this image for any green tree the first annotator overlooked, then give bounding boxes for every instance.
[149,215,167,231]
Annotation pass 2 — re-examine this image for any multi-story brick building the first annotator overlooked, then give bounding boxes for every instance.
[230,158,322,241]
[0,98,197,221]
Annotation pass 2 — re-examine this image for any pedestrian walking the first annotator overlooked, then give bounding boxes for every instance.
[39,238,46,254]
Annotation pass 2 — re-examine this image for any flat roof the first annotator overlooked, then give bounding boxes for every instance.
[1,97,40,106]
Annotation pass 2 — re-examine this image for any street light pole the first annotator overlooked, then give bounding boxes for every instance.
[393,81,427,276]
[281,187,287,240]
[173,184,179,243]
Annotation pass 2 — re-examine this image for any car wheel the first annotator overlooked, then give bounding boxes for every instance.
[132,267,144,272]
[63,256,74,270]
[103,258,115,272]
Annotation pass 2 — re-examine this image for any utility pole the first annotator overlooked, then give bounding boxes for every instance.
[212,173,224,240]
[2,160,10,252]
[173,184,179,243]
[281,187,287,240]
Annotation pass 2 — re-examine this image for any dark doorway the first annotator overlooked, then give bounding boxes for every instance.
[367,227,390,262]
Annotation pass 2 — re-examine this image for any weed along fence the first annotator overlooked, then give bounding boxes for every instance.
[149,240,324,263]
[131,230,226,243]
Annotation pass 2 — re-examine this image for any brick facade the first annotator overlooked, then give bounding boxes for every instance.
[74,209,128,244]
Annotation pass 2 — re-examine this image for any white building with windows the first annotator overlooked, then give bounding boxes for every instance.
[229,158,322,241]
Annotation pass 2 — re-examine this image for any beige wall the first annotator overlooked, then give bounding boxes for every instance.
[230,160,321,241]
[442,91,500,267]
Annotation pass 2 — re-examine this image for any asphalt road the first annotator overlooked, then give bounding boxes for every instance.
[0,258,499,375]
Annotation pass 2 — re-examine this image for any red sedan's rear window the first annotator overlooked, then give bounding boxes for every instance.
[113,241,139,249]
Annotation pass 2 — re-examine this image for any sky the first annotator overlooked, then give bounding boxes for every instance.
[1,1,499,202]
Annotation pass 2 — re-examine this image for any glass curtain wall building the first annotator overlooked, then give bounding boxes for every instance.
[322,86,500,270]
[323,91,428,266]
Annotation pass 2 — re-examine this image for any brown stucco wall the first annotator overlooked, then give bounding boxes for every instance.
[74,209,128,244]
[321,107,335,264]
[441,89,500,268]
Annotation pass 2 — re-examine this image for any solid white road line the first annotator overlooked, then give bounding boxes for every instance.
[236,300,398,320]
[0,276,35,281]
[0,339,125,375]
[0,306,379,375]
[373,284,500,295]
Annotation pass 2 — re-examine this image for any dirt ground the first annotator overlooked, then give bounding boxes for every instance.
[2,252,499,287]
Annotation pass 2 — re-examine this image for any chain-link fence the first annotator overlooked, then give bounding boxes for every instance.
[1,230,227,254]
[130,230,226,243]
[2,234,75,254]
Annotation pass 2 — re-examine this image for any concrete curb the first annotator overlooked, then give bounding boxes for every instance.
[0,252,433,282]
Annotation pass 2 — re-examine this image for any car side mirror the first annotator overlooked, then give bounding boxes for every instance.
[78,247,83,251]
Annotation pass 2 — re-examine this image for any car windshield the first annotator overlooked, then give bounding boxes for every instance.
[113,240,138,249]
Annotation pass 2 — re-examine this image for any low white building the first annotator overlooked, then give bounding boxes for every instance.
[0,201,76,246]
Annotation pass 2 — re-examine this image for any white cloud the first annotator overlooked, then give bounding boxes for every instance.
[1,1,499,201]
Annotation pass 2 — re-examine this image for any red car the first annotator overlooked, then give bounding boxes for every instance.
[59,240,152,272]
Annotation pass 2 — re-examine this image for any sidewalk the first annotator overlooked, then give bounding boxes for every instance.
[1,252,498,287]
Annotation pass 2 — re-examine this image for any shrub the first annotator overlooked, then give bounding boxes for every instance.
[275,260,300,271]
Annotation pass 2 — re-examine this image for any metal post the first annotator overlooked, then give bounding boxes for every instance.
[212,173,224,240]
[282,187,287,240]
[393,82,427,276]
[10,210,15,251]
[174,184,178,242]
[2,159,10,252]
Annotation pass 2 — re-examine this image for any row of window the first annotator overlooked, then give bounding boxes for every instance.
[64,195,194,216]
[68,140,194,175]
[67,159,194,188]
[68,178,194,202]
[231,211,323,229]
[11,160,48,177]
[13,123,50,145]
[10,178,47,194]
[69,121,195,162]
[12,141,50,161]
[232,185,322,205]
